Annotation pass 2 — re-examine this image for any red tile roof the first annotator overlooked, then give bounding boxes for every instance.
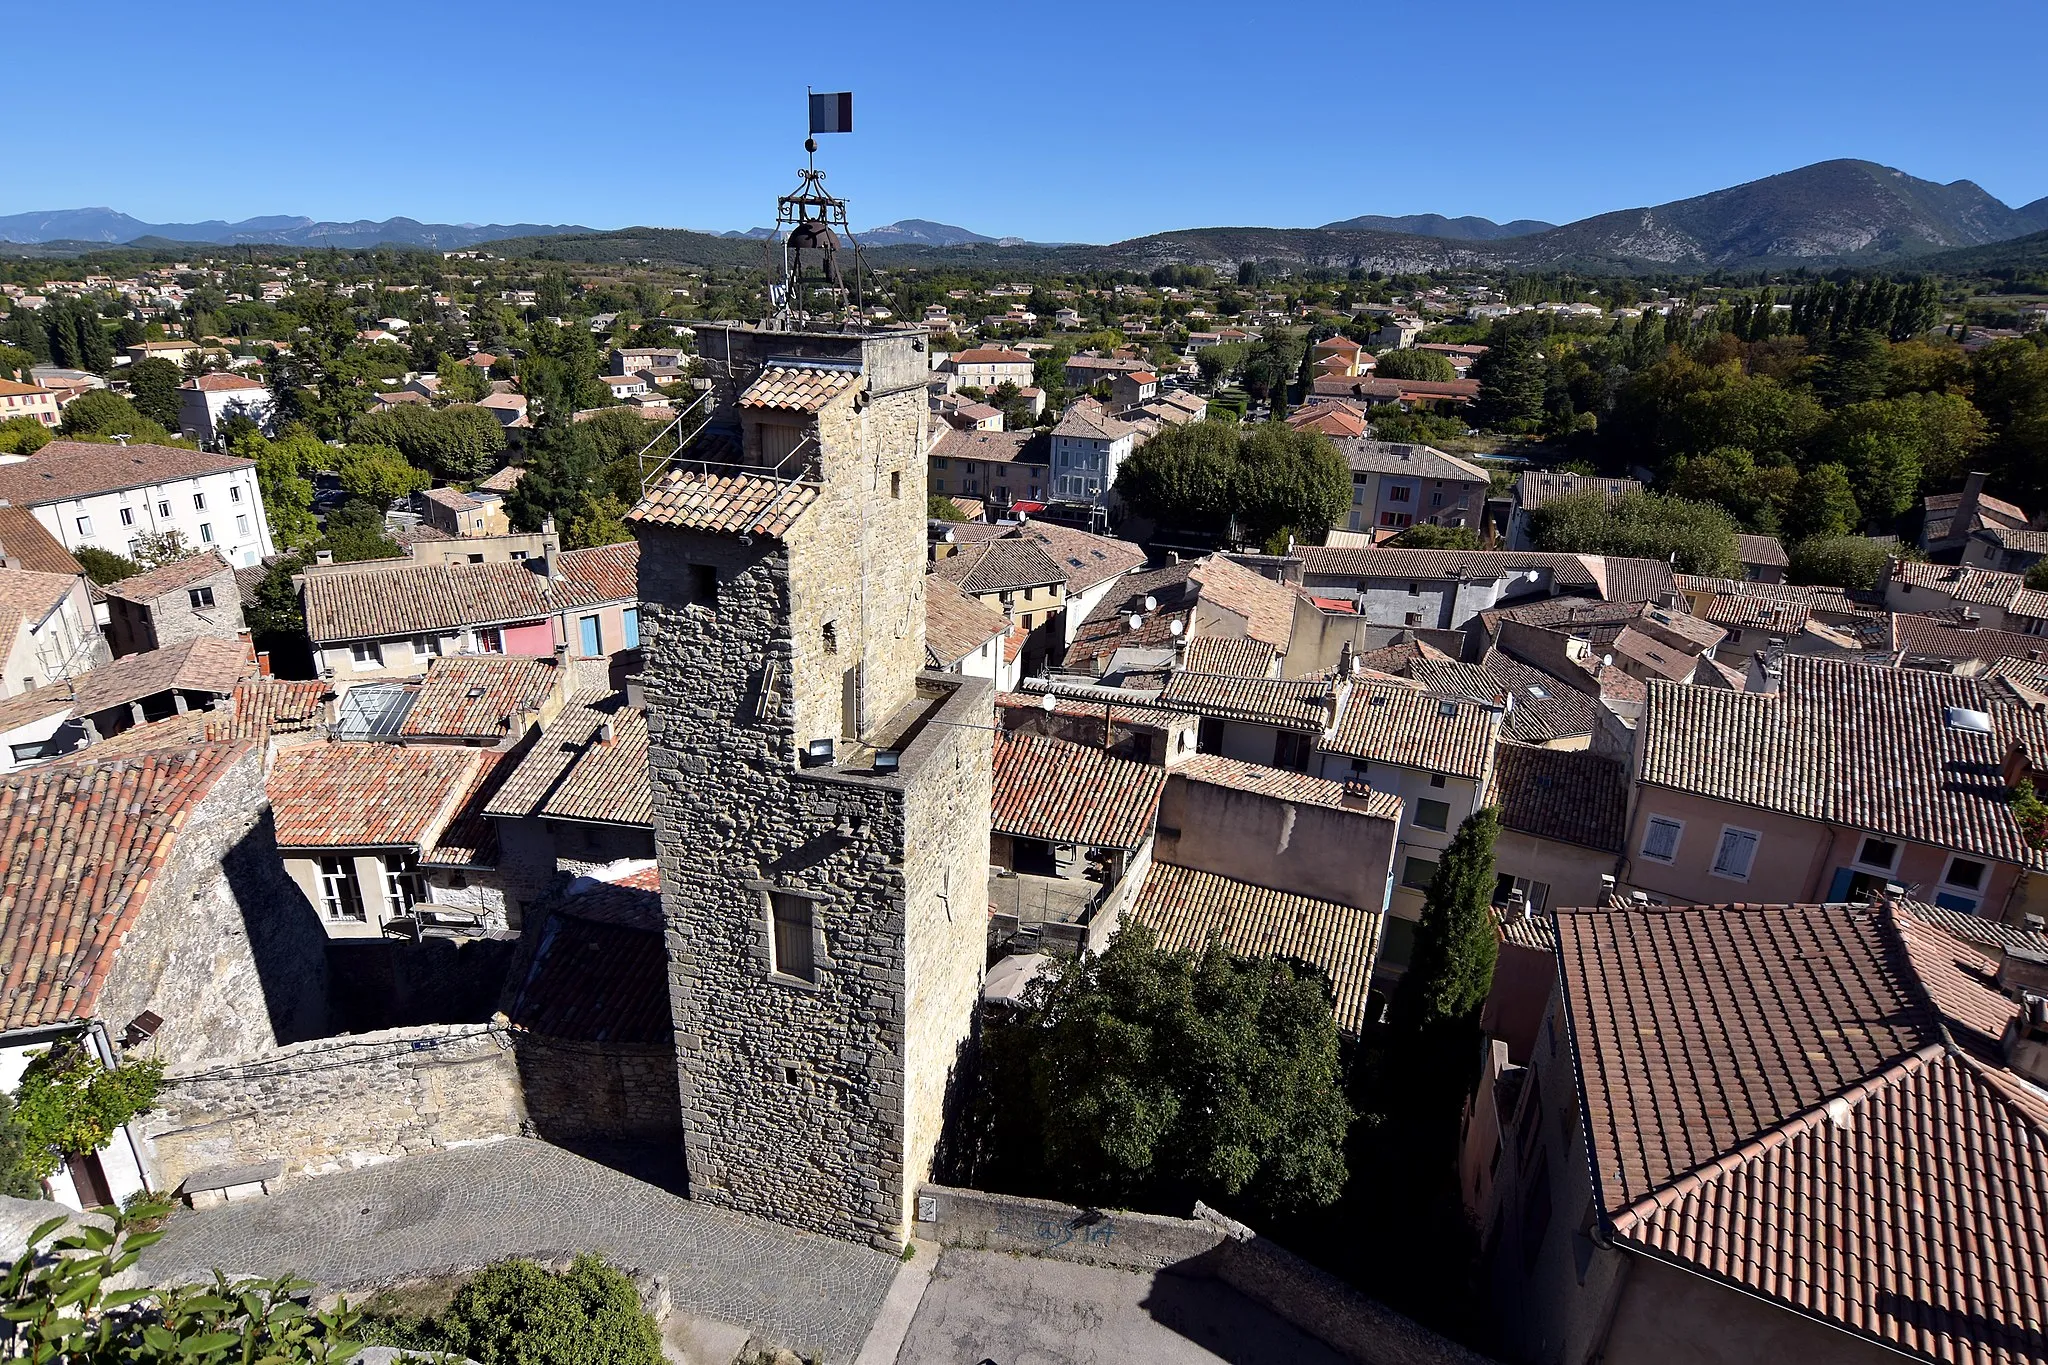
[302,559,553,642]
[484,694,651,828]
[399,655,559,739]
[1175,753,1389,814]
[991,732,1164,850]
[0,745,243,1030]
[626,470,819,539]
[1557,901,2048,1365]
[102,551,232,604]
[69,636,253,715]
[509,896,668,1043]
[0,506,85,578]
[1015,521,1144,593]
[1129,861,1382,1031]
[1325,681,1501,780]
[925,577,1006,667]
[1178,635,1278,678]
[738,363,857,412]
[181,372,265,392]
[0,441,251,507]
[206,679,329,741]
[1158,671,1335,731]
[267,743,481,849]
[421,748,518,868]
[1488,742,1628,852]
[551,541,638,609]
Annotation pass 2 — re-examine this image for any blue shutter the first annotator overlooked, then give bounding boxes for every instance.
[579,615,601,656]
[621,607,640,648]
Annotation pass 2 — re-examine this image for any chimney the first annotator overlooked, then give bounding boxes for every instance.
[1999,945,2048,999]
[541,515,561,581]
[1954,470,1989,541]
[314,548,333,566]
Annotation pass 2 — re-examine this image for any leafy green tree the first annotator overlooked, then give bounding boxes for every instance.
[0,343,34,382]
[1241,331,1307,404]
[128,357,185,430]
[1527,489,1741,576]
[73,546,142,586]
[2,1207,364,1364]
[1194,342,1249,389]
[6,1037,164,1186]
[967,922,1350,1216]
[1788,535,1897,591]
[246,552,310,640]
[1824,391,1988,493]
[235,427,323,550]
[928,494,968,521]
[1833,428,1920,524]
[1373,348,1456,383]
[1784,463,1861,541]
[336,443,429,507]
[1970,338,2048,509]
[562,492,630,549]
[323,500,401,562]
[1389,806,1502,1056]
[1668,445,1799,532]
[129,530,193,570]
[347,404,505,482]
[268,287,370,438]
[1814,328,1893,408]
[1667,372,1827,467]
[60,390,152,440]
[1471,330,1546,431]
[360,1255,661,1365]
[1234,421,1351,546]
[507,413,603,534]
[435,353,489,404]
[0,416,51,456]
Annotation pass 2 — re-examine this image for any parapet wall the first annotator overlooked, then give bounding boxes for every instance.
[915,1184,1496,1365]
[139,1023,679,1192]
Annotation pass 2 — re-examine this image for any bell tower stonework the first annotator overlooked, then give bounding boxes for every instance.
[628,321,993,1248]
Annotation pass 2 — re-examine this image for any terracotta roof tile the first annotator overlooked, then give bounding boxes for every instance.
[0,506,84,577]
[0,567,79,622]
[509,898,667,1043]
[1130,861,1382,1031]
[1325,681,1501,780]
[1186,557,1301,650]
[1158,671,1335,731]
[626,470,819,539]
[1514,470,1642,510]
[929,537,1065,595]
[69,637,252,715]
[1178,635,1278,678]
[1639,656,2048,864]
[1016,521,1144,593]
[1406,655,1599,744]
[399,655,559,739]
[550,541,638,609]
[1557,900,2048,1365]
[267,743,480,849]
[0,441,251,507]
[924,577,1006,667]
[991,732,1164,849]
[1176,753,1395,814]
[206,679,329,741]
[0,745,242,1030]
[303,559,552,642]
[421,748,518,868]
[101,551,231,604]
[1489,742,1628,852]
[738,363,857,412]
[485,694,650,828]
[1300,545,1602,592]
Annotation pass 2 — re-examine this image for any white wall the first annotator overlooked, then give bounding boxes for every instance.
[34,466,275,569]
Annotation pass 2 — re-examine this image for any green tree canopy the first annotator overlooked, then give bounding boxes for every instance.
[1373,348,1456,383]
[1470,330,1546,431]
[3,1037,164,1186]
[323,499,401,562]
[1783,463,1861,541]
[0,416,51,456]
[434,353,490,405]
[232,427,323,550]
[928,494,968,521]
[335,443,430,507]
[347,403,506,482]
[1788,535,1899,592]
[968,922,1351,1216]
[1111,419,1347,546]
[1194,341,1249,389]
[1526,488,1741,576]
[73,545,142,586]
[128,357,185,430]
[1668,445,1799,533]
[360,1255,662,1365]
[58,389,174,445]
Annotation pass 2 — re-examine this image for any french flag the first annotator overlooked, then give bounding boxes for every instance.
[808,91,853,135]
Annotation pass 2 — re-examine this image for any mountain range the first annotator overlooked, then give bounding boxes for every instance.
[0,208,591,250]
[7,160,2047,274]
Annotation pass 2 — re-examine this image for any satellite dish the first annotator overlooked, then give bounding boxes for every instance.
[1524,569,1540,582]
[1602,653,1614,667]
[1127,614,1143,631]
[944,528,956,543]
[1143,595,1158,611]
[1169,620,1184,637]
[1039,691,1058,712]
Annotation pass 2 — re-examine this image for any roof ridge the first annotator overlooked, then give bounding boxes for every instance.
[1608,1041,1951,1235]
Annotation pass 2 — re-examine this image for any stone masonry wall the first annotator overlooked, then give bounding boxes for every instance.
[137,1023,679,1191]
[100,744,330,1065]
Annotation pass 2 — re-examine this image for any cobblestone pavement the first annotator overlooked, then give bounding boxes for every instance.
[136,1138,900,1362]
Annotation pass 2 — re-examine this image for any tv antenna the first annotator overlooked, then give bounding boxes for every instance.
[773,90,864,327]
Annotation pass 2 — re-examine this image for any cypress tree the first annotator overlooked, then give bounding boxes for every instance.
[1388,805,1503,1046]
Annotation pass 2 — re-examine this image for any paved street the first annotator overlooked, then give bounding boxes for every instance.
[893,1248,1351,1365]
[136,1139,900,1362]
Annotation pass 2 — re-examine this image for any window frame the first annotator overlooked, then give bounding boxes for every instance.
[350,640,384,669]
[318,856,366,921]
[188,585,215,610]
[1854,836,1900,873]
[768,890,819,984]
[1709,824,1762,882]
[1640,814,1684,865]
[1414,797,1452,832]
[1401,856,1438,891]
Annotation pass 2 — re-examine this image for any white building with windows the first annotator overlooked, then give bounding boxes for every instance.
[0,441,274,569]
[1050,399,1137,507]
[177,373,274,447]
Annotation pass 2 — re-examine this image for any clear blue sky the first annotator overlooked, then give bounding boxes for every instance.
[15,0,2046,243]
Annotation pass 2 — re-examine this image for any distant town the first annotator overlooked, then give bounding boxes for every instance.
[2,124,2048,1365]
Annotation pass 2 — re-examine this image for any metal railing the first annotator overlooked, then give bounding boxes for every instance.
[633,389,822,499]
